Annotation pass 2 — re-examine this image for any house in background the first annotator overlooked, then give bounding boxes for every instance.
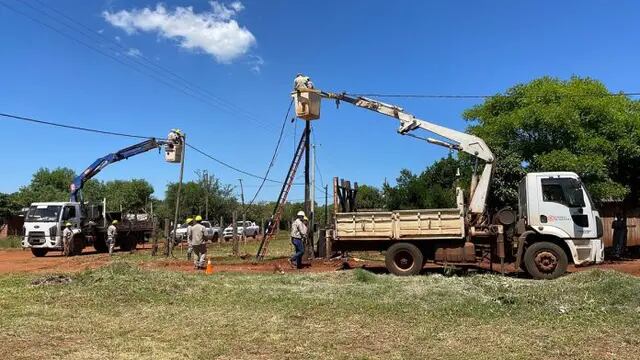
[598,201,639,248]
[0,214,24,239]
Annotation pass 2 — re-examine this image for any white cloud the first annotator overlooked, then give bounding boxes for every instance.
[126,48,143,57]
[102,1,255,63]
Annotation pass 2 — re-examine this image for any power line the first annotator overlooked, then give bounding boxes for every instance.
[245,99,294,208]
[0,110,293,187]
[186,143,291,185]
[347,91,640,100]
[0,112,154,139]
[30,0,274,131]
[3,0,275,132]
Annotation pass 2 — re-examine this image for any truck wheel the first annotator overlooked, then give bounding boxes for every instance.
[253,231,258,239]
[119,236,134,252]
[31,248,48,257]
[213,233,219,242]
[385,242,424,276]
[523,241,568,280]
[94,238,108,253]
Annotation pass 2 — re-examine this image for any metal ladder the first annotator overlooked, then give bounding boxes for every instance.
[256,131,307,261]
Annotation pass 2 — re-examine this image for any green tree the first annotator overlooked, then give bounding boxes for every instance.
[0,193,20,219]
[11,168,155,212]
[11,167,76,206]
[383,156,461,210]
[164,173,237,224]
[356,184,384,210]
[464,76,640,207]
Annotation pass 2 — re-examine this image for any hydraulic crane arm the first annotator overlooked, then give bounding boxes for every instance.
[69,138,167,202]
[296,89,495,216]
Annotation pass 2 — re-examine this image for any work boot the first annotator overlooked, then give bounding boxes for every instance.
[109,245,114,256]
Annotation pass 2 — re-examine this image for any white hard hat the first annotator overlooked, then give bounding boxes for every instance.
[297,211,305,217]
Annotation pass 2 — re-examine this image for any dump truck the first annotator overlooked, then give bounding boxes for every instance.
[22,132,183,256]
[293,83,604,279]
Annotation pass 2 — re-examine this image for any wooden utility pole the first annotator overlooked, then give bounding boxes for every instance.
[303,120,313,260]
[219,216,224,243]
[324,184,328,227]
[204,170,209,220]
[232,210,239,256]
[167,133,186,257]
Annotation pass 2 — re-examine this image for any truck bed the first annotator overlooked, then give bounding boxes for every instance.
[334,208,464,241]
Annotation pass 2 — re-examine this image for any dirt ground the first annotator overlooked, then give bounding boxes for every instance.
[2,245,640,277]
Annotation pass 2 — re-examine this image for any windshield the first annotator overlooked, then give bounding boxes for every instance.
[25,205,62,222]
[541,178,586,208]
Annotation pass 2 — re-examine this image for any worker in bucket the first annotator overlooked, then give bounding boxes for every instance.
[185,217,194,261]
[191,215,207,269]
[62,222,73,256]
[107,220,118,256]
[289,211,307,269]
[293,73,314,91]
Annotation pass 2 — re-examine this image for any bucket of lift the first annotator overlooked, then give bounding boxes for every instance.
[292,90,321,120]
[164,130,184,163]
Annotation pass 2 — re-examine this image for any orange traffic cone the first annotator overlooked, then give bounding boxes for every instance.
[205,257,214,275]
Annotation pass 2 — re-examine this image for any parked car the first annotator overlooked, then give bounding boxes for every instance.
[172,220,221,242]
[202,220,221,242]
[223,221,260,240]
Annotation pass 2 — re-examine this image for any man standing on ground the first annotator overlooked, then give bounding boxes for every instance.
[613,213,627,259]
[290,211,307,269]
[185,217,194,261]
[191,215,207,269]
[62,222,73,256]
[107,220,118,256]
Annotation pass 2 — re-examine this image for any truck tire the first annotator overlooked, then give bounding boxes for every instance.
[523,241,568,280]
[385,242,424,276]
[94,237,108,253]
[72,237,84,256]
[31,248,48,257]
[119,236,135,252]
[212,233,219,242]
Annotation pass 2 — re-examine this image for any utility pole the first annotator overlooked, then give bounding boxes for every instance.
[168,132,186,257]
[310,142,316,257]
[303,120,313,260]
[203,170,209,220]
[324,184,328,227]
[238,178,245,208]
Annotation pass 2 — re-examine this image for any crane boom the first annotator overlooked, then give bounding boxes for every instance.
[294,88,495,216]
[69,138,167,202]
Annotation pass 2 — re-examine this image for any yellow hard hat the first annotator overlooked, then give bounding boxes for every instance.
[65,222,72,227]
[195,215,203,222]
[112,220,118,225]
[186,217,193,224]
[303,216,309,221]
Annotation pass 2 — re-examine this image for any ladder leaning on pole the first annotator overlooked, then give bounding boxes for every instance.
[256,131,307,261]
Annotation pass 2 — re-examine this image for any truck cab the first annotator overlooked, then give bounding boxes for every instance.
[519,172,604,269]
[23,202,82,257]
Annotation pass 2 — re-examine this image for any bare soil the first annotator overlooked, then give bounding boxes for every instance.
[2,245,640,277]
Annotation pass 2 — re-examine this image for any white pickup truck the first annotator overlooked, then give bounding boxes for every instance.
[223,221,260,240]
[173,220,221,242]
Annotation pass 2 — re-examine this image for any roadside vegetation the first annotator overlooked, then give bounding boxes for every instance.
[0,235,21,249]
[1,261,639,359]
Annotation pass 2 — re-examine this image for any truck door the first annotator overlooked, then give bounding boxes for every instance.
[536,176,597,239]
[61,205,81,229]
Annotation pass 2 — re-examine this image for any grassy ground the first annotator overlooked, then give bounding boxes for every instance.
[0,235,22,249]
[1,256,640,360]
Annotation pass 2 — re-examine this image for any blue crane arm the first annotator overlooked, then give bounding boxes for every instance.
[70,138,166,202]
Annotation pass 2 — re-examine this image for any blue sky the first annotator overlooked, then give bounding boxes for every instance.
[2,0,639,203]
